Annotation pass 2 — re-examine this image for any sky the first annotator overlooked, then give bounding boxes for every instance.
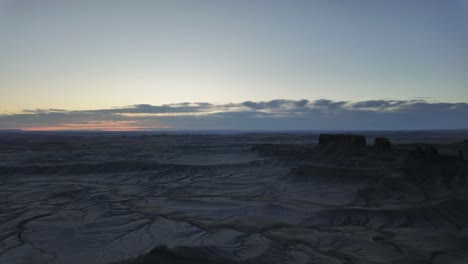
[0,0,467,130]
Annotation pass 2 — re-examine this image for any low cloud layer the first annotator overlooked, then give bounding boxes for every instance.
[1,99,467,131]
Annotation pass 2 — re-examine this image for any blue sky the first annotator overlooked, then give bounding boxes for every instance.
[0,0,467,130]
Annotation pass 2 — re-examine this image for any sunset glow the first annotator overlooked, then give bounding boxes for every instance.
[21,121,164,132]
[0,0,467,130]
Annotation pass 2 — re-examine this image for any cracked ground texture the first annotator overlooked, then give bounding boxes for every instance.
[0,133,467,264]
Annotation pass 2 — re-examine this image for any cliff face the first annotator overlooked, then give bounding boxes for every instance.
[402,148,467,192]
[257,134,468,205]
[374,137,392,151]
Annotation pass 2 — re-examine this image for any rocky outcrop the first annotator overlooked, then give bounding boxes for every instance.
[374,137,392,151]
[424,146,439,161]
[131,246,235,264]
[403,147,467,190]
[318,134,366,146]
[409,146,439,161]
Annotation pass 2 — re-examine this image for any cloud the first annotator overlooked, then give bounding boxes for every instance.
[241,99,308,110]
[1,99,467,131]
[89,103,215,114]
[349,100,411,110]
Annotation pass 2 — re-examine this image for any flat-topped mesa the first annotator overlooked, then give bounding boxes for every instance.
[318,134,366,147]
[374,137,392,151]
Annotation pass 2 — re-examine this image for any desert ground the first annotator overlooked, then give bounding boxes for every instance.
[0,131,467,264]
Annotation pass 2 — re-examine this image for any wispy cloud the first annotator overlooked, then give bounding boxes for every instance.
[1,99,467,131]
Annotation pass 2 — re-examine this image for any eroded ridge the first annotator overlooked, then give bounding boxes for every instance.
[0,133,467,264]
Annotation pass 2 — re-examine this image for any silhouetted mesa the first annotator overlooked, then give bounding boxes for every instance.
[318,134,366,146]
[374,137,392,151]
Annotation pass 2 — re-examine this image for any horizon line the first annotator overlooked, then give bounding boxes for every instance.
[2,128,468,133]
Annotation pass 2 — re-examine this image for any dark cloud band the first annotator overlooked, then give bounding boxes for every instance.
[1,99,467,130]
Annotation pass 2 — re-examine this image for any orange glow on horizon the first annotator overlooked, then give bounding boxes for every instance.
[22,121,170,131]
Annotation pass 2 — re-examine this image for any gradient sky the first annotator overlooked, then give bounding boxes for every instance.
[0,0,467,130]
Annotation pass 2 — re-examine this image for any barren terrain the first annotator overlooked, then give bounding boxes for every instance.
[0,131,467,264]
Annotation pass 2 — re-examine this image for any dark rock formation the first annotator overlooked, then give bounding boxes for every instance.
[424,146,439,161]
[374,137,392,151]
[131,246,235,264]
[409,146,439,161]
[459,150,465,161]
[403,147,467,190]
[318,134,366,147]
